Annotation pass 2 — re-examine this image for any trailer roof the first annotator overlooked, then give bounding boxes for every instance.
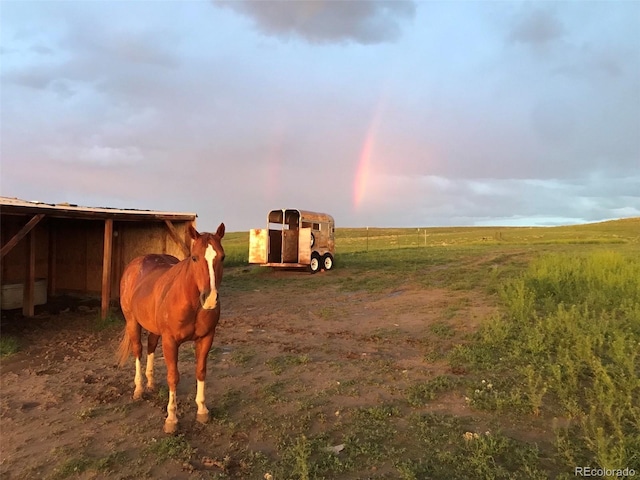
[0,197,197,222]
[269,208,334,223]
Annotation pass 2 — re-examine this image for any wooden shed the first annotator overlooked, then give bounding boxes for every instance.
[0,197,197,319]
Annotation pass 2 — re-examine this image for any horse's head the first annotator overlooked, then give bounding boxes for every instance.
[188,223,225,310]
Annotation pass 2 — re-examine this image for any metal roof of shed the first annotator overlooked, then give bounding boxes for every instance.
[0,197,197,222]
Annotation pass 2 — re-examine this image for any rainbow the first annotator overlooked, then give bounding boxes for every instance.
[353,100,386,211]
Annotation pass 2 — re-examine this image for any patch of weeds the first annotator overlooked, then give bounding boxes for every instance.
[365,327,404,343]
[459,431,547,480]
[76,406,100,420]
[210,388,243,421]
[156,385,169,404]
[297,394,329,413]
[95,451,129,472]
[230,348,255,367]
[447,341,502,372]
[261,380,289,404]
[458,251,640,471]
[146,434,195,462]
[406,375,459,407]
[331,378,361,397]
[408,412,462,448]
[94,311,122,331]
[237,450,271,478]
[177,345,195,361]
[464,378,527,413]
[423,348,447,362]
[343,404,401,463]
[317,307,334,319]
[52,455,93,479]
[402,414,547,479]
[266,354,310,375]
[429,321,456,338]
[110,402,133,415]
[290,434,311,480]
[449,270,485,291]
[207,346,222,360]
[440,306,459,320]
[0,335,19,356]
[264,412,315,450]
[275,433,351,479]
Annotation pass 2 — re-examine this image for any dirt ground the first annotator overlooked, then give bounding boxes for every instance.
[1,266,499,479]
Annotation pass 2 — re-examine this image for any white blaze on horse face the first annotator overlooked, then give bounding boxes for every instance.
[202,245,217,310]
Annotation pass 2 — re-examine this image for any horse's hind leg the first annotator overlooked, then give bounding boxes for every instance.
[128,322,144,400]
[145,333,160,391]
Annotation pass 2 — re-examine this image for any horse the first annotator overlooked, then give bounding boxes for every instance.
[117,223,225,434]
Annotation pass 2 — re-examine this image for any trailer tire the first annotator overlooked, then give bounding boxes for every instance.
[322,253,334,271]
[309,253,321,274]
[310,232,315,248]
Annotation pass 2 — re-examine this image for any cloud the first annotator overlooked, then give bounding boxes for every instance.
[46,145,144,167]
[508,8,564,46]
[1,1,638,231]
[214,0,416,44]
[351,173,640,228]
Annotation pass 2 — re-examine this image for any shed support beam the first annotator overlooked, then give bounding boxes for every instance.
[1,214,45,258]
[101,219,113,320]
[23,230,36,317]
[48,225,57,297]
[164,220,190,257]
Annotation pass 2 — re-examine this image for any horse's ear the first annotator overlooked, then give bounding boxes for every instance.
[188,224,200,240]
[216,223,225,239]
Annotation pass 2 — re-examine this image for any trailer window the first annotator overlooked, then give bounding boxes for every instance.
[302,221,320,230]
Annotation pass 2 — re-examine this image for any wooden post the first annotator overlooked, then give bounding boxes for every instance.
[48,224,57,297]
[23,230,36,317]
[101,219,113,320]
[366,226,369,251]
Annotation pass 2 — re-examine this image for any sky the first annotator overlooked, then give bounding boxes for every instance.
[1,1,639,232]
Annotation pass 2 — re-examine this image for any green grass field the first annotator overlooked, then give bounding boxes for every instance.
[222,217,640,267]
[216,218,639,478]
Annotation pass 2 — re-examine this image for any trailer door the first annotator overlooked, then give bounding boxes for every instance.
[299,228,312,265]
[249,228,268,264]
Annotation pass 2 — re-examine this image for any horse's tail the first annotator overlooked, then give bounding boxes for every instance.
[116,327,132,367]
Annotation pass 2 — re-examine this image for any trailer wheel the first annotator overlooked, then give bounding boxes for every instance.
[322,253,334,271]
[309,253,321,274]
[310,232,315,248]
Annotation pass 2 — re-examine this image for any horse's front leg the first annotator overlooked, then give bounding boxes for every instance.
[163,339,180,434]
[194,335,214,424]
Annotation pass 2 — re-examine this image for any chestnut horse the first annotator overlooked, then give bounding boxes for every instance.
[117,223,225,433]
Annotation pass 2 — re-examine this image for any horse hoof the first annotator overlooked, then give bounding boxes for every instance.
[196,413,209,424]
[133,390,144,401]
[163,420,178,434]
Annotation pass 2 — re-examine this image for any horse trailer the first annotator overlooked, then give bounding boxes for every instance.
[249,209,335,273]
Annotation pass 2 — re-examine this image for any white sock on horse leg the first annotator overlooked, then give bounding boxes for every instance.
[133,357,144,399]
[145,352,155,389]
[195,380,209,423]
